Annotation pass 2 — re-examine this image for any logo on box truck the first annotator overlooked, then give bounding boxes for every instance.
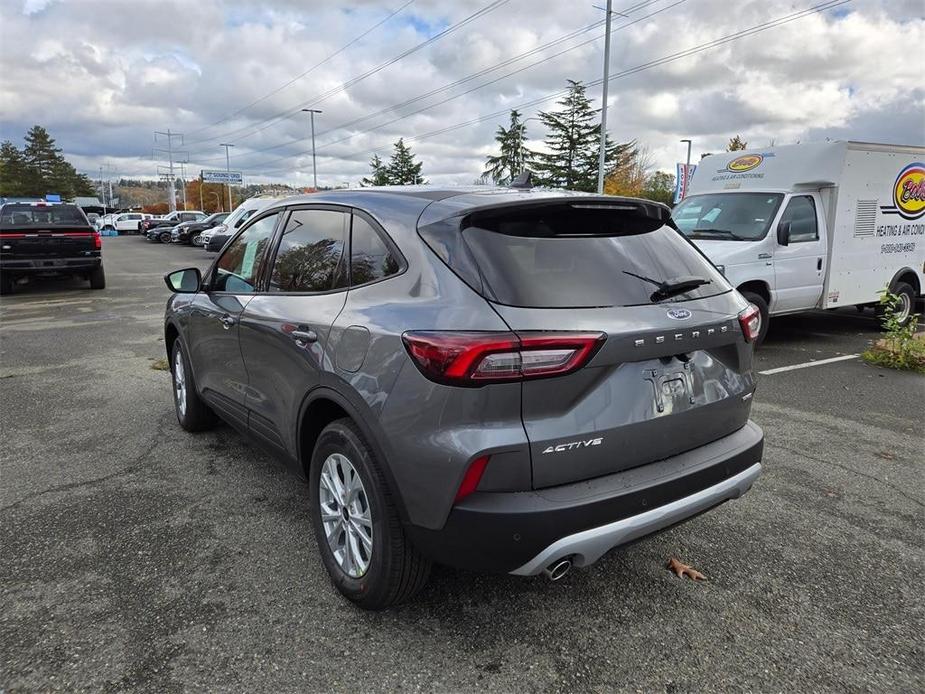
[881,162,925,220]
[726,154,764,173]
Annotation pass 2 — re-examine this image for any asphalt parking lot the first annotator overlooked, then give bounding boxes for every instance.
[1,237,922,692]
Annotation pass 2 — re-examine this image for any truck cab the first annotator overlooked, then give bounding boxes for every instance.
[676,142,925,343]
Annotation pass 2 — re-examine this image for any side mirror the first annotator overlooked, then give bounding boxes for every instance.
[777,220,791,246]
[164,267,202,293]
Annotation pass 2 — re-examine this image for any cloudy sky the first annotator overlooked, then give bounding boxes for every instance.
[1,0,922,188]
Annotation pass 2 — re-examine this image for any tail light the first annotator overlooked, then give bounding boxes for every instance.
[402,331,606,386]
[738,305,761,342]
[93,231,102,250]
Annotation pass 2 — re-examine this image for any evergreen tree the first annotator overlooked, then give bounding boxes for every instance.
[532,80,631,192]
[386,138,425,185]
[360,154,391,187]
[727,135,748,151]
[0,141,29,197]
[483,109,531,185]
[22,125,63,195]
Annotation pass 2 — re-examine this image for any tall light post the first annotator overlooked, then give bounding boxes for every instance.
[680,139,692,200]
[220,143,234,211]
[596,0,614,194]
[301,108,322,190]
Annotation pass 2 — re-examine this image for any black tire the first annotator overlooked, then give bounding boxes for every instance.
[170,340,217,432]
[88,265,106,290]
[309,419,430,610]
[0,273,14,296]
[890,281,916,327]
[159,231,172,244]
[741,291,770,347]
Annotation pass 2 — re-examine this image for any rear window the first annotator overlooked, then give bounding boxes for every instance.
[424,205,730,308]
[0,204,88,229]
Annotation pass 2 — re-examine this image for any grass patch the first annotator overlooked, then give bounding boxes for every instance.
[150,357,170,371]
[862,334,925,374]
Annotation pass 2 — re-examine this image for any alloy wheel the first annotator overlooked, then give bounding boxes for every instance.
[173,351,187,417]
[319,453,373,578]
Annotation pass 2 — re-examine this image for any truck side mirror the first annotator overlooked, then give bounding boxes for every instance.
[777,220,791,246]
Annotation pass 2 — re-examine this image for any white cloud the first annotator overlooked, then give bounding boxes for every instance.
[0,0,922,187]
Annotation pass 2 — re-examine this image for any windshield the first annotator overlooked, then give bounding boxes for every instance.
[673,193,783,241]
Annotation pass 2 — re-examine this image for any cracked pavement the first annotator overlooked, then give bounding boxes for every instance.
[1,237,922,692]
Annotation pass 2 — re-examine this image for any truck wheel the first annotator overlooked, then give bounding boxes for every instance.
[171,341,217,432]
[309,419,430,610]
[888,282,916,326]
[741,291,769,347]
[88,265,106,290]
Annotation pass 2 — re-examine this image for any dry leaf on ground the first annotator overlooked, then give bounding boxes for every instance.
[666,557,706,581]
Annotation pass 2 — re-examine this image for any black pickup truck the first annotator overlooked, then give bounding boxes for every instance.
[0,201,105,294]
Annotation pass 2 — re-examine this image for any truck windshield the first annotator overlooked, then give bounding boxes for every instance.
[0,204,88,228]
[673,193,783,241]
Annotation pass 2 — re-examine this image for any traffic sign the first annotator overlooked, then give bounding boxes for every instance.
[201,170,243,184]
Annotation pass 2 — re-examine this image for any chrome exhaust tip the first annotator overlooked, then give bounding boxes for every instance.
[543,558,572,581]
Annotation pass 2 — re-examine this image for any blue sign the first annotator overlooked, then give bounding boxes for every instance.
[45,194,62,202]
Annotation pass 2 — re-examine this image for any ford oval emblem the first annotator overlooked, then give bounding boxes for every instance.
[666,308,692,320]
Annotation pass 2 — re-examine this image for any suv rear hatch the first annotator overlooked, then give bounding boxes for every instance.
[420,198,756,489]
[0,203,98,260]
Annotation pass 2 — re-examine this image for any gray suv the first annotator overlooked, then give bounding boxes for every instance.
[163,187,764,609]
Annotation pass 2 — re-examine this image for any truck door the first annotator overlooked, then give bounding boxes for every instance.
[772,194,827,313]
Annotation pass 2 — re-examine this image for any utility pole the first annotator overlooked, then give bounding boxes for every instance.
[220,143,235,211]
[99,166,107,215]
[179,163,188,210]
[302,109,322,190]
[199,171,204,212]
[596,0,615,194]
[154,129,186,212]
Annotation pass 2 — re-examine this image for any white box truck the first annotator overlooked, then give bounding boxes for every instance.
[673,141,925,343]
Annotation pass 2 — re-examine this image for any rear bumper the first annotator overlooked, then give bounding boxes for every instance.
[406,421,763,574]
[0,256,101,272]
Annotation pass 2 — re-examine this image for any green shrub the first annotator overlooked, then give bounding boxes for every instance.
[861,289,925,374]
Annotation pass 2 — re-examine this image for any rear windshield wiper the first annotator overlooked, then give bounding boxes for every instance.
[622,271,712,302]
[687,228,749,241]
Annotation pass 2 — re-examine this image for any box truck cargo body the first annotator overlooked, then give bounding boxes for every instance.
[673,141,925,343]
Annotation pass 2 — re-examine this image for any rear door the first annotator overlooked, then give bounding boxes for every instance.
[238,206,350,454]
[456,203,755,488]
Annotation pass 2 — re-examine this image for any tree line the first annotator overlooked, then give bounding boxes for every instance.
[0,126,96,199]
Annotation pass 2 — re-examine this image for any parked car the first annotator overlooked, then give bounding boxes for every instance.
[676,141,925,343]
[112,212,152,235]
[199,196,284,251]
[0,201,104,293]
[171,212,228,245]
[163,187,764,609]
[86,212,100,228]
[146,211,207,243]
[97,213,118,231]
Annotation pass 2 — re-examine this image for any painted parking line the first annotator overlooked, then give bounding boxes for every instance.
[759,353,862,376]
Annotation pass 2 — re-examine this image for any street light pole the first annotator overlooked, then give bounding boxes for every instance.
[596,0,614,194]
[302,109,322,190]
[220,143,234,211]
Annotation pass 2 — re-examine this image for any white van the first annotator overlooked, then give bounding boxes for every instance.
[195,195,284,248]
[674,141,925,343]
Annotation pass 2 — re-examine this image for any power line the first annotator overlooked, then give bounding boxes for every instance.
[185,0,513,150]
[226,0,688,173]
[192,0,674,171]
[185,0,416,138]
[251,0,853,178]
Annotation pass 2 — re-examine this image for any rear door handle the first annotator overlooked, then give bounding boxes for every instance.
[220,314,236,329]
[291,329,318,344]
[817,257,823,270]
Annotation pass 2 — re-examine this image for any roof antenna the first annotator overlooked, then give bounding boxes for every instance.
[509,170,533,189]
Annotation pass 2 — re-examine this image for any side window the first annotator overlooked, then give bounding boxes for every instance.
[269,209,348,293]
[350,215,401,286]
[212,213,279,293]
[780,196,818,242]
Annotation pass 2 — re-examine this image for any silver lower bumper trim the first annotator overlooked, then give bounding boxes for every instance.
[510,462,762,576]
